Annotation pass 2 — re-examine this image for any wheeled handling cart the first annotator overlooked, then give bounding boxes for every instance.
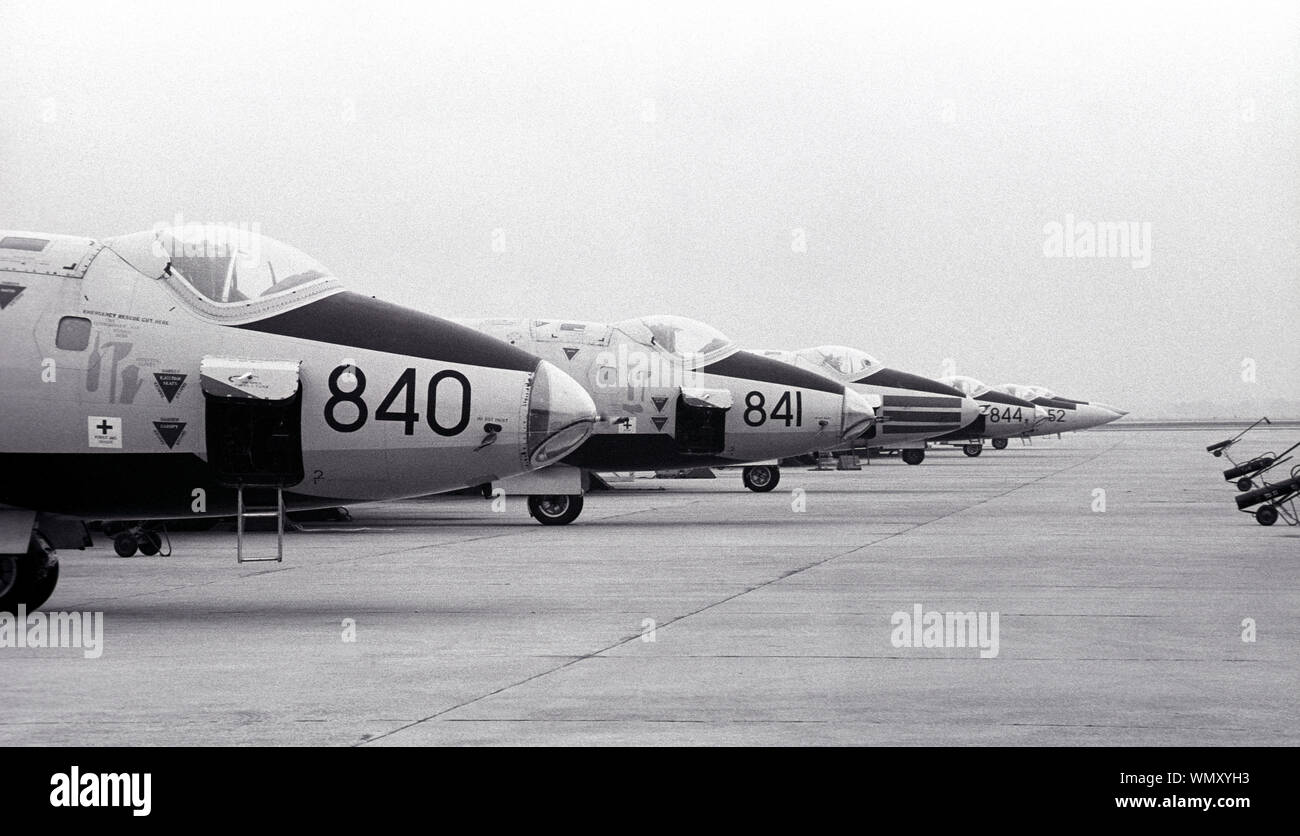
[1234,457,1300,527]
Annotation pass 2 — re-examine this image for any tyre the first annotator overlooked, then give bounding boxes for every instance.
[114,534,139,558]
[962,444,982,457]
[1256,505,1278,526]
[528,494,584,525]
[901,449,925,465]
[991,438,1008,450]
[0,535,60,614]
[138,530,162,557]
[1236,478,1254,493]
[742,465,780,492]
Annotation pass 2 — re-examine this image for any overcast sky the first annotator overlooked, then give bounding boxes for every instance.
[1,0,1295,416]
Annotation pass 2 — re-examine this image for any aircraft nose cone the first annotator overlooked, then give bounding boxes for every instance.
[1079,403,1120,429]
[840,387,875,440]
[1095,403,1128,418]
[526,360,599,467]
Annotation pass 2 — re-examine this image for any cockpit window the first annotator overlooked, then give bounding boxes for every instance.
[999,384,1050,401]
[613,315,736,365]
[797,345,879,380]
[945,375,989,397]
[157,225,339,306]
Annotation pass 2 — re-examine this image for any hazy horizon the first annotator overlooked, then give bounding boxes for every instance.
[1,0,1295,418]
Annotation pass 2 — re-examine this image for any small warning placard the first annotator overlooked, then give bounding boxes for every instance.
[88,416,122,449]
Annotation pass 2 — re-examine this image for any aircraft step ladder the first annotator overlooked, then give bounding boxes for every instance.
[235,485,285,564]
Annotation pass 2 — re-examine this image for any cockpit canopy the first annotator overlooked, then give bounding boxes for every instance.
[794,345,880,381]
[998,383,1055,401]
[944,375,991,397]
[612,315,736,365]
[158,225,340,306]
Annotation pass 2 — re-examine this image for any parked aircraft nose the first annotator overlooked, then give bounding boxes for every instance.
[526,361,599,466]
[1078,402,1122,429]
[1095,403,1128,418]
[840,387,875,440]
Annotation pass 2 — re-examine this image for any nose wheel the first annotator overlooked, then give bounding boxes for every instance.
[901,449,926,465]
[527,494,584,525]
[962,444,983,457]
[110,525,166,558]
[991,438,1008,450]
[742,465,780,492]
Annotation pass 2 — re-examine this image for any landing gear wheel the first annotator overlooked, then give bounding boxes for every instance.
[528,494,584,526]
[991,438,1008,450]
[742,465,780,492]
[114,533,139,558]
[962,444,982,457]
[137,530,162,557]
[1236,478,1254,493]
[0,535,60,614]
[901,449,925,466]
[1256,505,1279,526]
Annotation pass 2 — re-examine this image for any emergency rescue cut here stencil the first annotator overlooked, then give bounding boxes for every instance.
[87,416,122,449]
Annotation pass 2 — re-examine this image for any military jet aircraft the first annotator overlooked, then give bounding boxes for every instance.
[459,317,876,518]
[0,224,599,613]
[933,375,1046,456]
[754,346,981,465]
[990,384,1126,435]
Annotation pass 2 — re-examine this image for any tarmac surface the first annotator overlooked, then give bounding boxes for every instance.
[3,428,1297,746]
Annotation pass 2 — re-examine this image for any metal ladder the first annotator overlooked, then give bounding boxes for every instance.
[236,485,285,564]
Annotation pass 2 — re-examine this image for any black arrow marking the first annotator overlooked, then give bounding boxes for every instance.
[0,284,26,310]
[153,421,187,449]
[153,372,188,403]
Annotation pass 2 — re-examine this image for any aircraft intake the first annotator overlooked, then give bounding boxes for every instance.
[525,360,599,467]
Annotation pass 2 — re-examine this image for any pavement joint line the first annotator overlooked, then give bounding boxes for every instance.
[434,719,1252,731]
[357,444,1125,745]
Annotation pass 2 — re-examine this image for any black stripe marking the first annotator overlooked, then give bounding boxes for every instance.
[935,413,986,439]
[1032,397,1077,410]
[881,395,962,408]
[701,351,844,394]
[881,410,963,423]
[855,368,965,396]
[237,292,540,373]
[978,390,1035,408]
